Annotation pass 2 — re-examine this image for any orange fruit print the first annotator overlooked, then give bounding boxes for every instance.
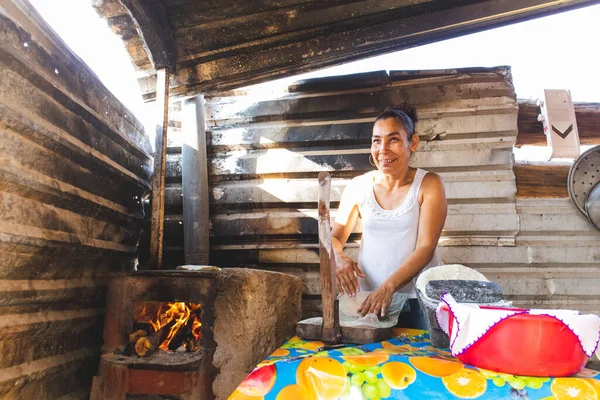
[551,378,599,400]
[275,384,311,400]
[296,357,347,400]
[441,368,487,399]
[380,361,417,390]
[409,356,464,377]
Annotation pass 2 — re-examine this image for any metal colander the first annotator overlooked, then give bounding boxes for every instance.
[586,182,600,230]
[568,145,600,221]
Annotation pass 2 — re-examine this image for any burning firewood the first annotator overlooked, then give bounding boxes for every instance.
[166,316,199,351]
[128,329,147,344]
[134,321,176,357]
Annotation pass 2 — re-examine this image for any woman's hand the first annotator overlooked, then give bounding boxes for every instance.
[335,251,365,297]
[358,282,395,317]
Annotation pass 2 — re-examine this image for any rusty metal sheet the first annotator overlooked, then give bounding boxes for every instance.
[0,3,151,397]
[94,0,598,99]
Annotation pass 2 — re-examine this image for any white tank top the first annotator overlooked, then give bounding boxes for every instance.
[354,168,442,298]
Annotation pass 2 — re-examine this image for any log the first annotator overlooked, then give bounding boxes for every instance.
[128,329,147,344]
[167,320,193,351]
[134,320,176,357]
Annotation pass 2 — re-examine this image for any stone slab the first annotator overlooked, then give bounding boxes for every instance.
[425,279,504,303]
[212,268,303,399]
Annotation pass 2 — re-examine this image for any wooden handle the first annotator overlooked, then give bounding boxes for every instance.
[318,172,341,344]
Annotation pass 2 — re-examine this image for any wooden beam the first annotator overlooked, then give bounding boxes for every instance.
[317,172,340,344]
[118,0,177,72]
[149,68,170,269]
[517,101,600,146]
[514,162,570,198]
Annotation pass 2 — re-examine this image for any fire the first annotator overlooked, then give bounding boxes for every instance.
[149,302,202,351]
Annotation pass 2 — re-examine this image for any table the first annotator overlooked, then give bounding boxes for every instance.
[230,328,600,399]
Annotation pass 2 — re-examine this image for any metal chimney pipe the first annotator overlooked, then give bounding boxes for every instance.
[181,95,209,265]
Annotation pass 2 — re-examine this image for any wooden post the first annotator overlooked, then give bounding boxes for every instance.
[149,68,170,270]
[182,96,209,265]
[318,172,341,344]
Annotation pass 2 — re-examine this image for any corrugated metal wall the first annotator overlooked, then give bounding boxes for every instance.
[162,67,527,317]
[0,3,151,398]
[457,198,600,314]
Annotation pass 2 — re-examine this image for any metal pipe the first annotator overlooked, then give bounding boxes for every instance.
[181,95,209,265]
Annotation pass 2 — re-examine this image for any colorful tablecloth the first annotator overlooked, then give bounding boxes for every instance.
[230,328,600,400]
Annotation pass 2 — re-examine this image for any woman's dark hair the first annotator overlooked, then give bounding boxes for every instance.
[374,104,418,140]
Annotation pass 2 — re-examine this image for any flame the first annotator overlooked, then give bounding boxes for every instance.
[149,302,202,351]
[191,315,202,341]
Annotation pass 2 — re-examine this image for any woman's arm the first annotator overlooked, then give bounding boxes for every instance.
[359,173,447,316]
[331,180,365,297]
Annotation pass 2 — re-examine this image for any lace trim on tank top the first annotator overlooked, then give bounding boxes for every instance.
[366,169,427,218]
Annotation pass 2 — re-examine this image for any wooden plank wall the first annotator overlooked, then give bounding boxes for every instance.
[514,99,600,198]
[161,67,521,317]
[0,3,152,398]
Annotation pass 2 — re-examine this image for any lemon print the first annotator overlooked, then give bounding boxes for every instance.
[373,347,401,355]
[299,341,326,351]
[296,357,346,400]
[276,384,311,400]
[409,356,464,377]
[270,348,290,357]
[551,378,598,400]
[381,361,417,390]
[378,342,418,355]
[442,368,487,399]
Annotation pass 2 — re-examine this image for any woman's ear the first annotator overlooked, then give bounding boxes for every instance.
[410,133,420,152]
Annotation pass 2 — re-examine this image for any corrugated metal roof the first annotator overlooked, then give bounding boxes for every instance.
[93,0,598,99]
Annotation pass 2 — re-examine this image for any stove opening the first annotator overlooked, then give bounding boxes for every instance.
[129,302,203,357]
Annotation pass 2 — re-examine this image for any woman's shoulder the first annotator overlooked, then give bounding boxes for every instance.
[349,171,376,190]
[418,169,446,200]
[419,169,443,186]
[343,171,375,201]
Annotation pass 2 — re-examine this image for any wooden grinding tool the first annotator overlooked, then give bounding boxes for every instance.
[296,172,392,344]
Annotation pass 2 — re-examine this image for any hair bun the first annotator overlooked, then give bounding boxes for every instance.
[383,103,418,124]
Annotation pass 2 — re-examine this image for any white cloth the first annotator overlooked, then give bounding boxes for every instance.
[436,293,600,358]
[339,168,442,298]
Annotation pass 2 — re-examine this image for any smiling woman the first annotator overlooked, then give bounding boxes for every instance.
[331,104,448,328]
